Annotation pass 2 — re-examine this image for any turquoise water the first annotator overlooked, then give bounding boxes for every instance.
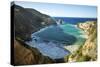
[60,24,84,38]
[26,23,86,59]
[60,24,86,46]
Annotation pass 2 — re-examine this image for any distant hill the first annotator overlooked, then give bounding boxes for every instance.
[11,4,56,41]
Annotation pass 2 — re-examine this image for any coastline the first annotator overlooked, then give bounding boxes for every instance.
[64,21,97,62]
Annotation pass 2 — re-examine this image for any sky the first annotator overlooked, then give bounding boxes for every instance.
[14,1,97,18]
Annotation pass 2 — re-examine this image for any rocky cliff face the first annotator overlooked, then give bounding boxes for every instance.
[12,4,56,41]
[26,8,56,26]
[64,21,97,62]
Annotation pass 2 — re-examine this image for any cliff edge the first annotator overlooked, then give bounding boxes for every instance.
[64,21,97,62]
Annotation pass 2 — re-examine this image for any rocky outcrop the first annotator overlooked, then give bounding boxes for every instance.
[64,21,97,62]
[11,4,56,41]
[79,21,97,60]
[78,21,97,37]
[14,39,54,65]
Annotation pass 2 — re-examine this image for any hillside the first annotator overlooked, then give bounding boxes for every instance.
[64,21,97,62]
[11,4,57,65]
[11,4,56,41]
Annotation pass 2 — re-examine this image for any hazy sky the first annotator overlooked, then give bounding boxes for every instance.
[14,1,97,18]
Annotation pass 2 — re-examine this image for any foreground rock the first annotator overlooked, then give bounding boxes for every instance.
[64,21,97,62]
[14,39,54,65]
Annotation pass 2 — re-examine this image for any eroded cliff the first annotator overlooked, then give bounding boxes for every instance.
[64,21,97,62]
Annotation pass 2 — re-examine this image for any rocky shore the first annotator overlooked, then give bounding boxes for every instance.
[64,21,97,62]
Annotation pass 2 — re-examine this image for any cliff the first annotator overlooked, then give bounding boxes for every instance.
[64,21,97,62]
[26,8,56,26]
[11,4,56,41]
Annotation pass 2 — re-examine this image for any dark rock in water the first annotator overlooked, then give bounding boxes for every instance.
[13,39,55,65]
[11,4,57,41]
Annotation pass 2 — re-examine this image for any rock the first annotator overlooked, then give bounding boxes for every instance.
[64,21,97,62]
[13,39,55,65]
[81,21,97,60]
[77,21,96,37]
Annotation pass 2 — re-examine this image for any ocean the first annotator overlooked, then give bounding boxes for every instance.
[26,17,97,59]
[54,17,97,24]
